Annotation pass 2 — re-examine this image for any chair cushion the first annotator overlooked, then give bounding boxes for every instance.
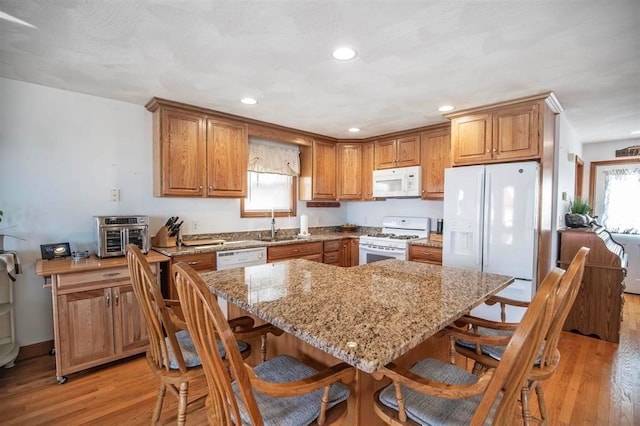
[165,329,249,369]
[456,327,546,365]
[455,327,514,361]
[233,355,350,426]
[378,358,499,425]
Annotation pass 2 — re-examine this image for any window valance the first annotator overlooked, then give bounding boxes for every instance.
[248,138,300,176]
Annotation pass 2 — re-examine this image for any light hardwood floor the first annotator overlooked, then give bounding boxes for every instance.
[1,294,638,425]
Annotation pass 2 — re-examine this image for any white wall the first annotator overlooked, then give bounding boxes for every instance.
[555,113,583,227]
[0,77,349,346]
[346,198,443,231]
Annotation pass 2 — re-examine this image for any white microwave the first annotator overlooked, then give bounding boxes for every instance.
[372,166,422,198]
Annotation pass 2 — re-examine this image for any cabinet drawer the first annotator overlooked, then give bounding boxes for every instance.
[57,266,131,289]
[324,240,341,252]
[268,242,323,261]
[409,245,442,265]
[173,253,216,271]
[323,251,340,264]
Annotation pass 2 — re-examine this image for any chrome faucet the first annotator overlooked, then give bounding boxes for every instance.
[270,218,277,239]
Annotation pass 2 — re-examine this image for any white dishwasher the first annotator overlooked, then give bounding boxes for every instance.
[215,247,267,317]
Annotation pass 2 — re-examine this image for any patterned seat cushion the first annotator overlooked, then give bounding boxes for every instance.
[455,327,514,360]
[379,358,499,425]
[456,327,545,365]
[165,329,249,369]
[233,355,350,426]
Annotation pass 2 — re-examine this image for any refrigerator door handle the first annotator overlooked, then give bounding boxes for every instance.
[482,171,492,268]
[476,171,484,267]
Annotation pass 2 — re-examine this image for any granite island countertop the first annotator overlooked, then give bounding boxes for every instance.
[199,259,513,373]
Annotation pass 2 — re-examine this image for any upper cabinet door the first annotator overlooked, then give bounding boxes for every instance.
[337,144,362,200]
[361,142,375,200]
[312,140,337,199]
[374,134,421,169]
[395,134,421,167]
[451,112,492,165]
[158,108,206,196]
[206,118,248,198]
[493,103,539,161]
[421,127,451,199]
[374,138,397,169]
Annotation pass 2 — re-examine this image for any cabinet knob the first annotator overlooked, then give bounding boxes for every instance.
[199,185,203,189]
[209,186,213,190]
[486,150,490,153]
[493,149,497,153]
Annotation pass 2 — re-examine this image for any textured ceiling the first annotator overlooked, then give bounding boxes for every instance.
[0,0,638,142]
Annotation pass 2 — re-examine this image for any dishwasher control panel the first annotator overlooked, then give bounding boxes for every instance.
[216,247,267,270]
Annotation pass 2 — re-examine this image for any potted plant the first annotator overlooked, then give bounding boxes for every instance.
[565,197,593,228]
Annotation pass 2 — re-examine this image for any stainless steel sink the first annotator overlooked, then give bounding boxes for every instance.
[257,236,298,242]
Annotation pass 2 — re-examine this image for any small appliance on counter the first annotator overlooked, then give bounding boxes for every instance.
[152,216,183,247]
[93,215,149,258]
[430,219,444,243]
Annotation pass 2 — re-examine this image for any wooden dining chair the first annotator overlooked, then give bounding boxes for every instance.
[126,244,258,425]
[172,261,356,426]
[448,247,589,425]
[372,267,565,425]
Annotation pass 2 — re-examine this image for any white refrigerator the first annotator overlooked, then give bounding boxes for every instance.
[442,161,539,322]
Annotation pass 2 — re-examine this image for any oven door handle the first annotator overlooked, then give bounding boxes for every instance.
[360,245,405,255]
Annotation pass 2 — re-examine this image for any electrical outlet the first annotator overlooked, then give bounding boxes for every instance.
[192,221,199,232]
[562,191,568,201]
[110,188,120,202]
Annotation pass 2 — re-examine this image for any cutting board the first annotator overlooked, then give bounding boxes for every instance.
[182,239,225,246]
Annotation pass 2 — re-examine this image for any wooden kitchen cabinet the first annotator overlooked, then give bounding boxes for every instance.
[36,252,169,383]
[146,99,248,198]
[168,252,216,299]
[336,143,362,200]
[267,241,324,262]
[361,142,375,200]
[205,117,248,197]
[56,283,148,375]
[299,139,337,200]
[374,134,420,169]
[323,240,341,265]
[409,244,442,265]
[448,97,543,166]
[340,238,359,267]
[420,124,451,200]
[557,228,626,343]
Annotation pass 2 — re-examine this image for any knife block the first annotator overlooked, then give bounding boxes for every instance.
[152,227,176,248]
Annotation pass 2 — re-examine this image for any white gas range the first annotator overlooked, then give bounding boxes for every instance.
[359,216,431,265]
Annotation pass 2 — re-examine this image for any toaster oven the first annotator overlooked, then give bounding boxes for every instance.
[93,216,150,258]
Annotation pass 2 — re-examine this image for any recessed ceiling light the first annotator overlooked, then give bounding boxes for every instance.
[438,105,454,112]
[240,97,257,105]
[348,127,361,133]
[332,47,357,61]
[631,130,640,135]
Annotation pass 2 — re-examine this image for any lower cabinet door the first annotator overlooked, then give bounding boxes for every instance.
[57,288,115,371]
[113,285,149,354]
